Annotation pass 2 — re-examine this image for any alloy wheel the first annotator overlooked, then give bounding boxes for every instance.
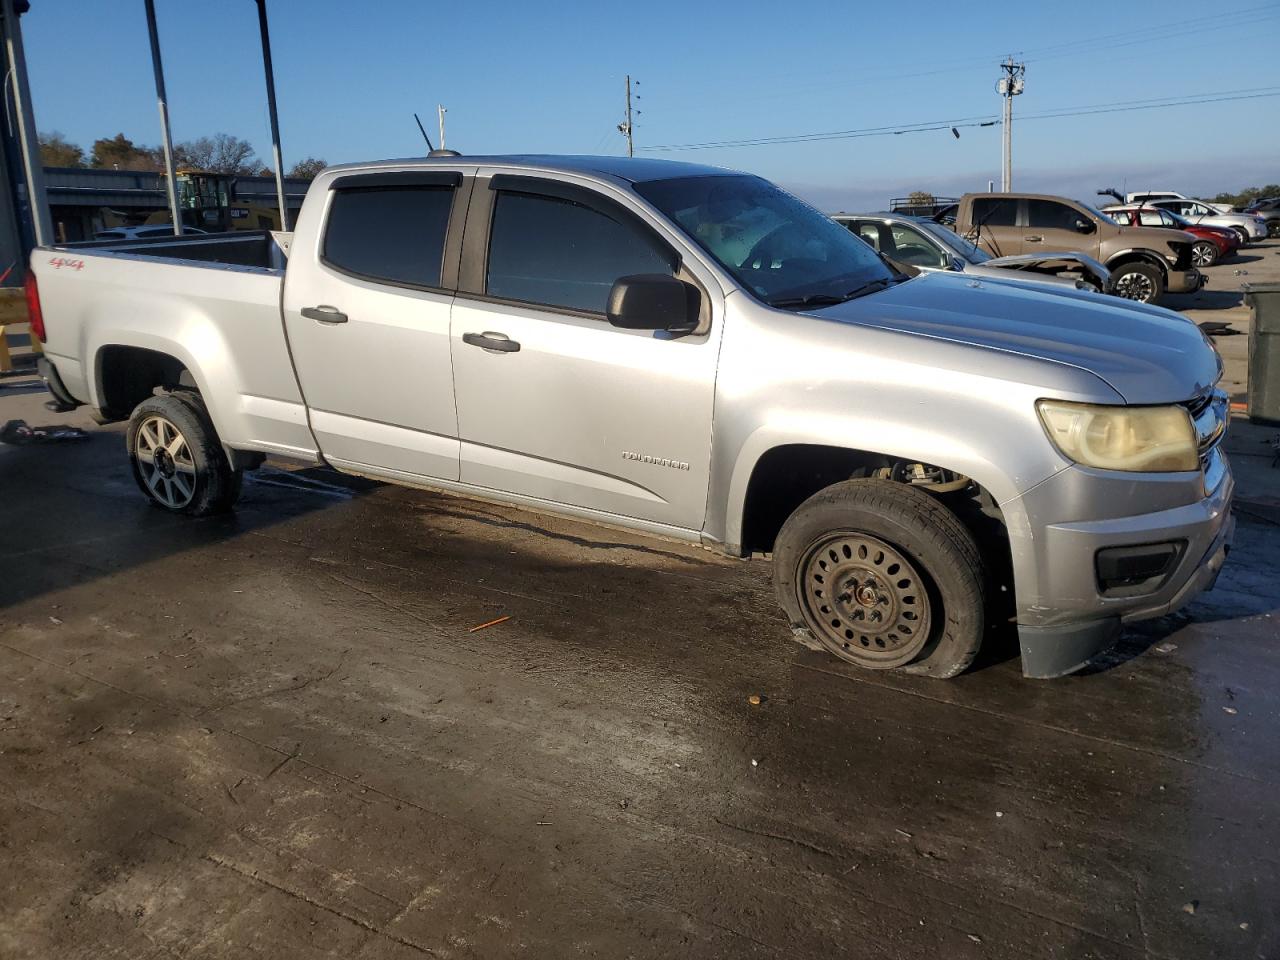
[798,533,932,667]
[134,415,197,509]
[1191,243,1217,268]
[1115,272,1155,302]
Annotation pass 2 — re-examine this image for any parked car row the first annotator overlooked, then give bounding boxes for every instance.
[1099,205,1240,267]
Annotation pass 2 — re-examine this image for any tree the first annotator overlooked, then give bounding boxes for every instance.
[287,157,327,179]
[39,131,86,168]
[1212,184,1280,209]
[175,133,259,175]
[90,133,163,171]
[907,190,937,208]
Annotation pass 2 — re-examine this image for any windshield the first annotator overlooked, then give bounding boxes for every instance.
[915,220,990,264]
[634,175,894,306]
[1076,200,1119,225]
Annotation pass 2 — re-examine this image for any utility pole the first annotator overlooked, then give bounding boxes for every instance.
[997,56,1025,192]
[618,75,634,157]
[1,0,52,248]
[255,0,290,231]
[437,105,447,151]
[143,0,183,236]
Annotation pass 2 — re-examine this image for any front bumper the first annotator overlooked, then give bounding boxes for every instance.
[1011,451,1234,678]
[1166,268,1205,294]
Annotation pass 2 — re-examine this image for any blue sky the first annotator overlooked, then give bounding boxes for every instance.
[19,0,1280,210]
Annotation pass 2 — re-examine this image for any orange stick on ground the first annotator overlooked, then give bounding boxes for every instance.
[468,615,511,633]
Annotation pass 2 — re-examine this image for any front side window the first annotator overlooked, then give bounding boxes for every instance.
[889,224,946,268]
[485,191,675,313]
[635,175,892,306]
[1027,200,1080,231]
[323,185,454,288]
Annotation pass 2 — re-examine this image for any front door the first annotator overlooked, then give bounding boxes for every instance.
[449,176,720,532]
[281,173,466,480]
[1022,198,1099,258]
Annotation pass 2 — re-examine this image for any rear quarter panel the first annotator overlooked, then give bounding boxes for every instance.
[34,250,315,459]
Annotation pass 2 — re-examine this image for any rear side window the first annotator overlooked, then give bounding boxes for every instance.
[485,191,675,314]
[971,197,1016,227]
[323,186,454,288]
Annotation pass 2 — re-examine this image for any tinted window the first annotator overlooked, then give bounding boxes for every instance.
[1026,200,1080,230]
[324,186,453,287]
[971,197,1016,227]
[486,191,675,313]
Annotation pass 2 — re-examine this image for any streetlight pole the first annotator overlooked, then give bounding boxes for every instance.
[255,0,290,231]
[143,0,183,236]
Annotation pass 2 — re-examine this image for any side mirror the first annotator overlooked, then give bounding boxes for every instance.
[606,274,699,332]
[948,255,966,272]
[1075,218,1095,234]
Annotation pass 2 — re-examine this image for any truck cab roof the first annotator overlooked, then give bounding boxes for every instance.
[321,154,739,185]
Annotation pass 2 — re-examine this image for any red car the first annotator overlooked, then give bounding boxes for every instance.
[1102,204,1240,267]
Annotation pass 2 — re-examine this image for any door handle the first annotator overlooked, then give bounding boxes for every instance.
[301,305,348,324]
[463,331,521,353]
[1024,235,1043,243]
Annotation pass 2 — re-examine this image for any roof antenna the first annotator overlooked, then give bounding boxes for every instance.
[413,113,435,152]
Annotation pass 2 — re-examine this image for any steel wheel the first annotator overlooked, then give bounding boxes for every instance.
[1114,271,1156,301]
[1190,242,1217,267]
[798,532,932,668]
[133,415,196,509]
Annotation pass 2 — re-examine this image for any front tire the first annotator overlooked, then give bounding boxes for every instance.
[774,479,985,679]
[1190,241,1219,268]
[126,392,242,516]
[1111,262,1164,303]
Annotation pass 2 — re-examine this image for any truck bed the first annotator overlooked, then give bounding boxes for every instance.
[34,228,314,461]
[66,229,291,271]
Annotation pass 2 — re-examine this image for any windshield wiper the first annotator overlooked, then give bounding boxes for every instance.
[766,293,851,309]
[768,277,902,310]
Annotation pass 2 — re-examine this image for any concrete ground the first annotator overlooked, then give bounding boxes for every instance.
[1,243,1279,959]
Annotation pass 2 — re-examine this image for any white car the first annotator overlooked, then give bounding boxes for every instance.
[1124,191,1232,214]
[1143,199,1268,243]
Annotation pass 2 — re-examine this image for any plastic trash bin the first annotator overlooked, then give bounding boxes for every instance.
[1245,282,1280,424]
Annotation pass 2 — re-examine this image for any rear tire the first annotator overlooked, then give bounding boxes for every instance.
[1111,262,1164,303]
[126,392,242,516]
[774,479,985,679]
[1190,241,1218,268]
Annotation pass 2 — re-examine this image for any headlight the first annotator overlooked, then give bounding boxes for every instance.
[1036,400,1198,472]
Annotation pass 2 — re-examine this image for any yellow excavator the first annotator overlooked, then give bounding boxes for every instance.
[143,169,282,232]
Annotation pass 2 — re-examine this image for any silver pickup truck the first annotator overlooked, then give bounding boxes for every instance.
[29,155,1234,679]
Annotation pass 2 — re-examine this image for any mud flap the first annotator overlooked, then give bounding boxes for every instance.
[1018,618,1121,679]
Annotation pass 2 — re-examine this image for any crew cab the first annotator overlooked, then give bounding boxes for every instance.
[29,155,1233,680]
[950,192,1205,303]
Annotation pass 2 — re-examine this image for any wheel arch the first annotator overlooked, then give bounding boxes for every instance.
[1104,249,1169,278]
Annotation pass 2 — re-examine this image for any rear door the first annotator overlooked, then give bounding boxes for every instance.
[448,173,721,532]
[281,170,469,480]
[967,196,1020,256]
[1023,198,1099,258]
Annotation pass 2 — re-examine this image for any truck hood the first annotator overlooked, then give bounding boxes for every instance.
[810,271,1220,404]
[1113,225,1196,248]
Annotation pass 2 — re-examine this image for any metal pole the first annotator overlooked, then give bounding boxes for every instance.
[2,0,52,247]
[255,0,290,231]
[143,0,182,236]
[624,75,633,157]
[437,104,446,151]
[1001,87,1012,192]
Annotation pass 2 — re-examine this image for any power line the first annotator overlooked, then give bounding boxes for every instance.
[641,85,1280,153]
